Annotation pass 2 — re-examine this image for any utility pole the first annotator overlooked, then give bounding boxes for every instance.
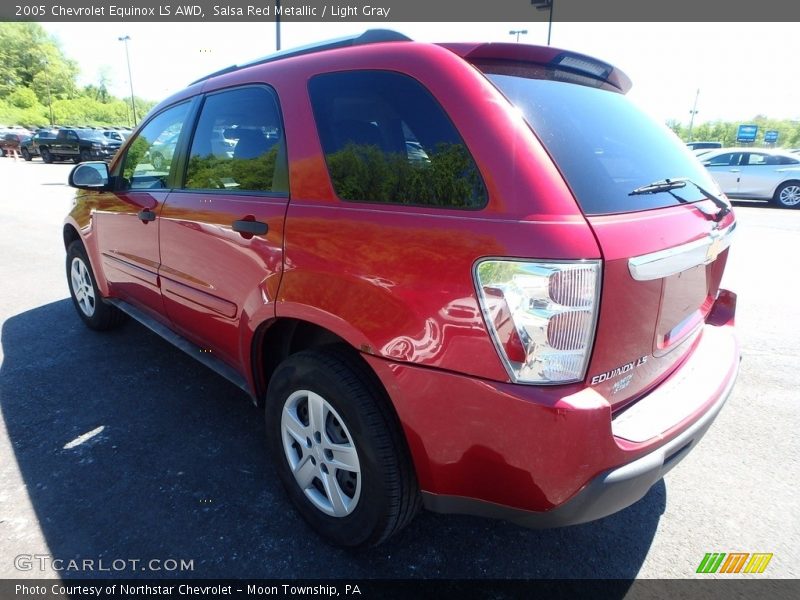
[531,1,554,46]
[42,56,54,126]
[687,88,700,141]
[118,35,137,127]
[276,1,281,51]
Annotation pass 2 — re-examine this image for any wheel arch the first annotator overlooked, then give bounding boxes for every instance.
[250,316,413,446]
[63,223,81,250]
[251,317,369,405]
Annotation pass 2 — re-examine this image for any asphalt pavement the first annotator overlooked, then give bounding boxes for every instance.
[0,157,798,581]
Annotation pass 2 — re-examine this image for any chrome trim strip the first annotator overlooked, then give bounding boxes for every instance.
[628,221,736,281]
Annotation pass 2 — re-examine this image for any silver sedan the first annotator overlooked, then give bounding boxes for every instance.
[701,148,800,208]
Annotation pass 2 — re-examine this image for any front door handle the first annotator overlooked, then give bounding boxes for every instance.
[138,209,156,223]
[232,219,268,236]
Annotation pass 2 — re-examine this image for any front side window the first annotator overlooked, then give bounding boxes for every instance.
[308,71,486,209]
[705,152,740,167]
[184,86,288,194]
[121,102,190,191]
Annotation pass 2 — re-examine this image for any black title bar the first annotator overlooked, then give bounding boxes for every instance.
[4,0,800,22]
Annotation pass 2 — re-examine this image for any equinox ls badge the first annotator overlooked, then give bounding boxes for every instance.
[591,356,648,385]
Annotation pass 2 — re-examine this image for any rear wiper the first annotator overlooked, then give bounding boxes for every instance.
[629,178,687,196]
[629,177,731,222]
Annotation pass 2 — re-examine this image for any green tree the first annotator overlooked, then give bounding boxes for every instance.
[0,23,78,101]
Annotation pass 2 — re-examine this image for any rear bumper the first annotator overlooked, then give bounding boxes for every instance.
[364,290,739,526]
[422,351,737,527]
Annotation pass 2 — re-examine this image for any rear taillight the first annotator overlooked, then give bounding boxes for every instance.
[474,260,601,384]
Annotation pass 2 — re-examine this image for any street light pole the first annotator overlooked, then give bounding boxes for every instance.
[276,1,281,51]
[41,56,54,127]
[509,29,528,43]
[531,1,554,46]
[118,35,137,127]
[687,88,700,142]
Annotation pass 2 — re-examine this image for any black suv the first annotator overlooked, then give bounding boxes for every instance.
[20,130,57,161]
[39,128,122,163]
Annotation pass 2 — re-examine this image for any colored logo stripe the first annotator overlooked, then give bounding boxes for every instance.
[697,553,726,573]
[744,553,773,574]
[720,553,749,573]
[697,552,773,574]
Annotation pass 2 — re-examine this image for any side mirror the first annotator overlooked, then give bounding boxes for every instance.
[69,161,110,190]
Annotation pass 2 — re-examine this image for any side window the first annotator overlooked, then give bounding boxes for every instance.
[705,153,738,167]
[184,86,288,193]
[777,155,800,165]
[308,71,487,209]
[120,102,190,191]
[744,153,772,166]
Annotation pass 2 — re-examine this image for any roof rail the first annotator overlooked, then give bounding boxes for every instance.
[190,29,412,85]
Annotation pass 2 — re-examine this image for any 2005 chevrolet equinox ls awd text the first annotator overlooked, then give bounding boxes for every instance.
[64,30,739,547]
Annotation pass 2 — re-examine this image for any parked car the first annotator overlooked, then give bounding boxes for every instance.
[0,132,23,157]
[701,148,800,208]
[146,130,180,171]
[39,128,122,163]
[64,31,739,547]
[20,130,58,161]
[686,141,722,151]
[102,130,128,143]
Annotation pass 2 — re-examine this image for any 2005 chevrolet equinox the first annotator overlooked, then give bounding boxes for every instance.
[64,30,739,547]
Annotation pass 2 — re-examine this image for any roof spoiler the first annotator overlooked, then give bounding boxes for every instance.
[440,42,632,93]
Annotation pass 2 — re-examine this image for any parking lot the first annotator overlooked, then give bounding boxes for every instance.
[0,157,798,580]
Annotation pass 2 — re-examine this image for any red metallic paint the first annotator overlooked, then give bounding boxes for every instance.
[364,314,738,511]
[63,38,739,520]
[585,203,734,410]
[158,191,288,370]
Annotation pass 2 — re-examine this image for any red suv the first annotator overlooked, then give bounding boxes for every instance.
[64,31,739,547]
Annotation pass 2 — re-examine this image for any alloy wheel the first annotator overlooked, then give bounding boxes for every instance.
[70,257,96,317]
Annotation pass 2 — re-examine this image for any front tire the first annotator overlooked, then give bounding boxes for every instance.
[774,181,800,208]
[79,149,91,163]
[41,148,53,163]
[265,348,420,547]
[21,147,31,161]
[66,241,126,331]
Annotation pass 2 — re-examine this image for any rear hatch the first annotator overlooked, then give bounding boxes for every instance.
[462,46,735,410]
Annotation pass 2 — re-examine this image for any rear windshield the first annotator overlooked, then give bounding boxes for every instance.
[481,65,720,215]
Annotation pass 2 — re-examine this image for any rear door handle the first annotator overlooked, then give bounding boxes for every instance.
[138,209,157,222]
[232,219,268,236]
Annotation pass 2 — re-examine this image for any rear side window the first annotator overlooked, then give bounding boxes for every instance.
[184,86,288,194]
[308,71,486,209]
[481,64,722,215]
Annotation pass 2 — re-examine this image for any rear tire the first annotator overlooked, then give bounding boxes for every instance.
[773,181,800,208]
[66,241,126,331]
[22,147,31,161]
[265,348,420,547]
